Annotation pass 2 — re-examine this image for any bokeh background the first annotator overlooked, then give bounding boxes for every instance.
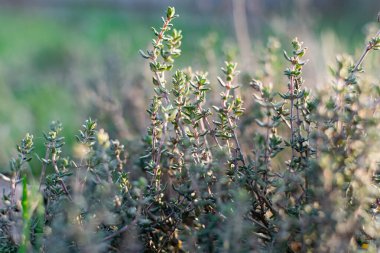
[0,0,379,172]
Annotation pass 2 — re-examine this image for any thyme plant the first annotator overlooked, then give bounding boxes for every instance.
[1,6,380,253]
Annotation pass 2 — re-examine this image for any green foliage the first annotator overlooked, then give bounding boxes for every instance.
[1,5,380,253]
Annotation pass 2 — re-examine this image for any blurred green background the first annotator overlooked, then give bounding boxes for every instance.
[0,0,379,172]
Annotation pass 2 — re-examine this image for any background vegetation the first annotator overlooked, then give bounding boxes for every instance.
[1,1,380,252]
[0,0,379,169]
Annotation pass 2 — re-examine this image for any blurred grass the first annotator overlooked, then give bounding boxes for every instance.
[0,7,232,67]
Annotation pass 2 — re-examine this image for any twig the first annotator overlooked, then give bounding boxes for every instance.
[348,29,380,82]
[289,75,295,163]
[10,172,17,207]
[203,117,222,149]
[0,173,11,182]
[101,221,135,242]
[52,153,73,201]
[251,181,278,216]
[228,117,246,166]
[247,215,270,233]
[39,147,51,191]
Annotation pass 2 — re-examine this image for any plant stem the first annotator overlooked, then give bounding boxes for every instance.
[289,76,295,164]
[52,153,73,201]
[348,29,380,81]
[39,147,51,191]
